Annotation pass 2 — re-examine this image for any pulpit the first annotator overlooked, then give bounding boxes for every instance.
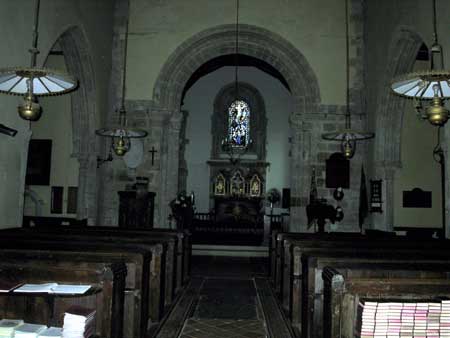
[118,191,155,228]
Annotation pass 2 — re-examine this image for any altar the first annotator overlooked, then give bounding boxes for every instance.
[191,159,269,245]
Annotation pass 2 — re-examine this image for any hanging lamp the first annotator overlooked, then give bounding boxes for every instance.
[322,0,374,159]
[0,0,78,121]
[391,0,450,126]
[220,0,252,164]
[95,15,147,157]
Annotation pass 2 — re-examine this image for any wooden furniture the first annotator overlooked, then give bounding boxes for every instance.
[0,256,126,338]
[0,229,172,324]
[118,191,155,228]
[0,226,191,337]
[322,266,450,338]
[301,251,450,338]
[213,196,263,227]
[268,231,450,338]
[0,238,151,338]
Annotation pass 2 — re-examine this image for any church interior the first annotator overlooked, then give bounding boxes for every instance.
[1,0,450,337]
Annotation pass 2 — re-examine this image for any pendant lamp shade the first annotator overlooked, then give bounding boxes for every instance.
[391,70,450,99]
[0,68,77,96]
[0,0,78,121]
[390,0,450,126]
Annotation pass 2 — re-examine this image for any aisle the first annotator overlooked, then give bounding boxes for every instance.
[155,257,294,338]
[179,278,267,338]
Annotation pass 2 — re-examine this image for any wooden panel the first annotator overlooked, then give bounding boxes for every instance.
[67,186,78,214]
[51,186,63,214]
[25,139,52,186]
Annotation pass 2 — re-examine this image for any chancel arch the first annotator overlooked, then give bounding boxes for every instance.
[153,24,321,229]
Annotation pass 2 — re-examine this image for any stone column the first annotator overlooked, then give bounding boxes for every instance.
[289,112,310,232]
[372,162,400,231]
[159,111,183,228]
[77,153,98,224]
[442,127,449,238]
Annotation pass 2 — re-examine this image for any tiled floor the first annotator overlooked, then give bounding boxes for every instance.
[178,257,268,338]
[179,318,267,338]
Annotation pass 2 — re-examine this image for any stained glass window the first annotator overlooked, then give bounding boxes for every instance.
[228,100,250,147]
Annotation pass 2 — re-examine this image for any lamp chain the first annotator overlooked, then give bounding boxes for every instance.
[345,0,351,130]
[432,0,437,45]
[120,9,130,117]
[234,0,240,100]
[29,0,41,68]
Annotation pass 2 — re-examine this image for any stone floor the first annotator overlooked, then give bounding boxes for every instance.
[155,256,293,338]
[178,257,268,338]
[179,318,267,338]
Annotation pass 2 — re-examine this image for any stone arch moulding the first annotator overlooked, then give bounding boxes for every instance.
[153,24,321,229]
[52,25,99,224]
[373,26,424,231]
[212,81,267,160]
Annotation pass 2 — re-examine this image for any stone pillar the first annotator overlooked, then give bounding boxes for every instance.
[77,153,98,224]
[97,0,129,225]
[372,162,400,231]
[442,127,449,239]
[159,111,183,228]
[289,112,310,232]
[18,129,33,226]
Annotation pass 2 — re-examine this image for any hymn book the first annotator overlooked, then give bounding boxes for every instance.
[13,283,91,294]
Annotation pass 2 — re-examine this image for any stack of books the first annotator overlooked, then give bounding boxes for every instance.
[14,324,47,338]
[356,300,450,337]
[0,319,24,338]
[37,327,62,338]
[62,306,95,338]
[440,300,450,337]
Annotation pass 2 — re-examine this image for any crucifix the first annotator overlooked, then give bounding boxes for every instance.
[149,146,158,165]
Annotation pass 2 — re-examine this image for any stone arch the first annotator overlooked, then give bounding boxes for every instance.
[153,24,321,228]
[212,81,267,160]
[373,26,424,230]
[50,26,99,223]
[375,26,424,166]
[154,24,320,113]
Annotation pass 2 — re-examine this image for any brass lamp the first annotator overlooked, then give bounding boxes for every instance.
[322,0,374,159]
[0,0,77,121]
[95,15,147,157]
[95,108,147,157]
[390,0,450,126]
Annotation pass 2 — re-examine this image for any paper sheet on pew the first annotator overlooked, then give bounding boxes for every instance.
[13,283,91,294]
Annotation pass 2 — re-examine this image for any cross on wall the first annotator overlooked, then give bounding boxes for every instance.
[149,146,158,165]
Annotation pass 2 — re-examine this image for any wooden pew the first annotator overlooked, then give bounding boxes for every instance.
[0,238,152,338]
[0,230,171,325]
[26,225,192,288]
[300,250,450,338]
[284,236,450,320]
[65,226,192,287]
[273,230,396,292]
[272,232,363,295]
[322,266,450,338]
[13,226,189,296]
[0,255,126,338]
